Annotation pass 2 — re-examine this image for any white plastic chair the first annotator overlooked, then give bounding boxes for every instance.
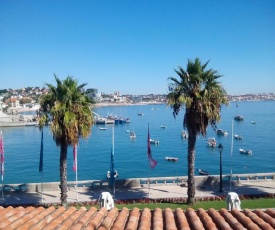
[99,192,114,210]
[226,192,241,210]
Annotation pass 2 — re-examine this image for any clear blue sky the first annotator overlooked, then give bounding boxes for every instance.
[1,0,274,95]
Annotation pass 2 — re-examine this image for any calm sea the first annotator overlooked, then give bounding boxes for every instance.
[1,101,275,184]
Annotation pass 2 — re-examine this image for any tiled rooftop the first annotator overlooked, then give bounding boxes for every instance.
[0,206,274,229]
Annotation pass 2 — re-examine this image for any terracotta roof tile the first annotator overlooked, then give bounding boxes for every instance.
[45,207,77,229]
[98,207,119,229]
[164,208,177,230]
[243,208,273,230]
[57,207,87,230]
[253,209,275,228]
[197,208,217,230]
[152,207,163,230]
[186,208,204,229]
[9,206,43,229]
[138,207,151,230]
[208,208,231,230]
[111,207,129,230]
[175,207,190,230]
[266,208,275,218]
[18,206,56,229]
[0,206,275,229]
[85,207,108,229]
[29,206,66,229]
[125,207,140,230]
[70,206,97,230]
[219,208,245,230]
[0,206,25,229]
[231,208,260,229]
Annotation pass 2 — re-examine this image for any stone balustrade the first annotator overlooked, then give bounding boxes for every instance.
[2,172,275,193]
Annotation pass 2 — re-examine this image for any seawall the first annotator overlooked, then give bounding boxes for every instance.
[2,172,275,193]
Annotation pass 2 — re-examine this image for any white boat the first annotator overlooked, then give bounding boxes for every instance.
[207,137,216,147]
[181,130,188,139]
[239,148,252,155]
[198,169,209,175]
[165,157,178,162]
[99,127,107,130]
[150,139,159,145]
[234,115,244,121]
[94,117,107,124]
[129,131,136,139]
[234,134,243,140]
[160,125,166,129]
[217,129,228,136]
[107,170,118,179]
[125,118,131,123]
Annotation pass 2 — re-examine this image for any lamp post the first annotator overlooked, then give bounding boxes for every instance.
[218,143,224,192]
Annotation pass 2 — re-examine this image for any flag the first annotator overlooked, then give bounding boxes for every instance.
[73,145,77,171]
[0,131,4,179]
[147,125,157,169]
[39,129,43,172]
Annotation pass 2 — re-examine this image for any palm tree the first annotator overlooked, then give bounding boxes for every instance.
[39,75,94,207]
[167,58,228,205]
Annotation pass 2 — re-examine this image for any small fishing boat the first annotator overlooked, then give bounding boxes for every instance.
[251,121,256,124]
[239,148,252,155]
[150,139,159,145]
[198,169,209,176]
[165,157,178,162]
[160,125,166,129]
[207,137,216,147]
[234,115,244,121]
[217,129,228,136]
[234,134,243,140]
[138,113,143,116]
[129,131,136,139]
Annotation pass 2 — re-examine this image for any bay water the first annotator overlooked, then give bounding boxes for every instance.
[1,100,275,184]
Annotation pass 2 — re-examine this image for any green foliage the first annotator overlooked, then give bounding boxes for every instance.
[19,98,32,104]
[167,57,229,205]
[39,75,94,146]
[38,75,95,207]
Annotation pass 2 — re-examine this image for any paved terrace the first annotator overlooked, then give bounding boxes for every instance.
[0,173,275,206]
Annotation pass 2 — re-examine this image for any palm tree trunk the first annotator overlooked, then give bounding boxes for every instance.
[60,143,68,208]
[187,131,196,205]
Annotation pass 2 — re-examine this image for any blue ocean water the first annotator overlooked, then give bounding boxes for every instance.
[1,101,275,184]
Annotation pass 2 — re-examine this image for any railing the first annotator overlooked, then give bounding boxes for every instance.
[2,172,274,193]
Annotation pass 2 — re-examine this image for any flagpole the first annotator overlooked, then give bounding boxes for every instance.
[112,126,115,198]
[147,123,157,199]
[75,145,78,201]
[41,171,43,203]
[147,124,151,199]
[0,131,4,200]
[148,164,151,199]
[230,120,234,191]
[39,128,44,203]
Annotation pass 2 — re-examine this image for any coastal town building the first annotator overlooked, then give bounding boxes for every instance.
[0,87,274,113]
